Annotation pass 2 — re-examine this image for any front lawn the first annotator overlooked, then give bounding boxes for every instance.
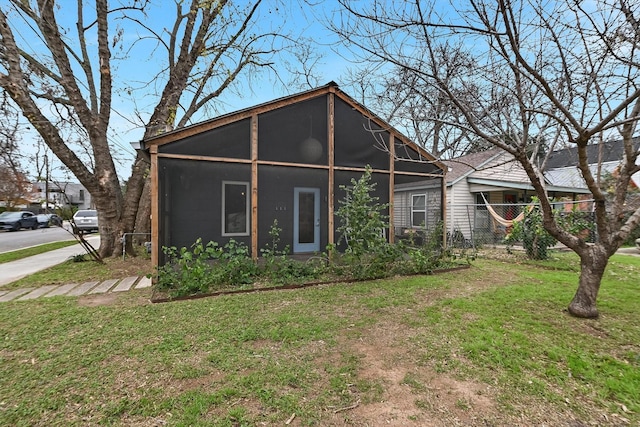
[0,252,638,426]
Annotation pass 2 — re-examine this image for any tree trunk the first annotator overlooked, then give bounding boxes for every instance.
[568,245,609,318]
[92,193,121,259]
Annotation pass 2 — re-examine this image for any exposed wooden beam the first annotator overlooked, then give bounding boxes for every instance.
[328,92,335,247]
[251,114,259,260]
[150,145,159,270]
[389,134,395,244]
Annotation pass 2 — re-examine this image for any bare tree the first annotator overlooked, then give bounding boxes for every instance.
[0,96,34,209]
[332,0,640,318]
[0,0,312,258]
[342,48,488,159]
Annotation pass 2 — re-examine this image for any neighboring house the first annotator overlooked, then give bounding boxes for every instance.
[139,82,447,267]
[32,181,93,211]
[442,148,590,243]
[544,138,640,215]
[393,179,443,235]
[544,138,640,191]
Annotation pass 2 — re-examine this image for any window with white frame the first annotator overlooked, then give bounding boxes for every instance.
[412,194,427,227]
[222,181,249,236]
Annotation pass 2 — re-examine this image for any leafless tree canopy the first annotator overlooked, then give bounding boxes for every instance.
[332,0,640,318]
[0,0,316,257]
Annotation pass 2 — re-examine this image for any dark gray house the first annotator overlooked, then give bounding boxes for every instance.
[140,82,446,267]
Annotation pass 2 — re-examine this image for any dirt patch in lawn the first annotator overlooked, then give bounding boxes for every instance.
[319,318,501,427]
[73,258,608,426]
[102,255,153,278]
[77,292,122,307]
[313,263,590,427]
[77,292,151,307]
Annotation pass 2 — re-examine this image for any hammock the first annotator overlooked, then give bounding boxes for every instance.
[480,193,528,231]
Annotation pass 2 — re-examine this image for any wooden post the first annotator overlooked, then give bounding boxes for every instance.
[150,145,159,270]
[328,92,335,247]
[251,114,259,260]
[441,171,447,249]
[388,135,395,244]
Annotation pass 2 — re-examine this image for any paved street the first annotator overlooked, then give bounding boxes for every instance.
[0,224,76,253]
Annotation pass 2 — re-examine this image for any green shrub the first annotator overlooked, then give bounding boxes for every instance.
[505,198,593,260]
[504,202,556,260]
[155,238,257,297]
[258,219,327,284]
[334,165,405,279]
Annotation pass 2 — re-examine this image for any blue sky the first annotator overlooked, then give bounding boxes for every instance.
[108,1,350,148]
[6,0,354,181]
[10,0,631,183]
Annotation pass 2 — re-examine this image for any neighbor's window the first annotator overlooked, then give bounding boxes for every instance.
[411,194,426,227]
[222,181,249,236]
[475,192,490,229]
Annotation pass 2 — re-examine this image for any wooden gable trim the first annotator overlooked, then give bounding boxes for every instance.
[144,84,338,148]
[143,82,446,176]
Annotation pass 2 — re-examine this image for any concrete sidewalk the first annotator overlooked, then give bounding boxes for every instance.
[0,236,101,287]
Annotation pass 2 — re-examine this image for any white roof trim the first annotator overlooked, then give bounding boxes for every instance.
[466,177,591,194]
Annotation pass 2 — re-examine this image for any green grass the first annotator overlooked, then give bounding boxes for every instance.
[0,252,638,425]
[0,240,78,264]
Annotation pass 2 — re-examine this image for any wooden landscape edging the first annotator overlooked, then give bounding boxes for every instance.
[149,264,471,304]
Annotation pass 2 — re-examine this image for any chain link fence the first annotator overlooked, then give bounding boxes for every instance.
[445,199,596,251]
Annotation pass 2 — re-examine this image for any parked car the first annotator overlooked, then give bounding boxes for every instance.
[72,209,99,233]
[0,211,39,231]
[636,237,640,253]
[37,213,63,228]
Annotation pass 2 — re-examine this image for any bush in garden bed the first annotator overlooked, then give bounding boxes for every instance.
[154,238,258,298]
[153,224,469,300]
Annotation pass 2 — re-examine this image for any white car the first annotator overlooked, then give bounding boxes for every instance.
[636,238,640,253]
[72,209,99,233]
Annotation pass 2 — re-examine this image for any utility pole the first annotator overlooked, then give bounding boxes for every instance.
[44,154,49,213]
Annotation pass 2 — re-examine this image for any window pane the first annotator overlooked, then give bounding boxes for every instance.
[412,212,426,227]
[298,192,315,243]
[412,195,426,209]
[224,183,248,234]
[476,192,488,210]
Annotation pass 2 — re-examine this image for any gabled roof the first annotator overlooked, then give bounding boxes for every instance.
[441,148,503,185]
[545,138,640,170]
[141,81,446,173]
[544,138,640,188]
